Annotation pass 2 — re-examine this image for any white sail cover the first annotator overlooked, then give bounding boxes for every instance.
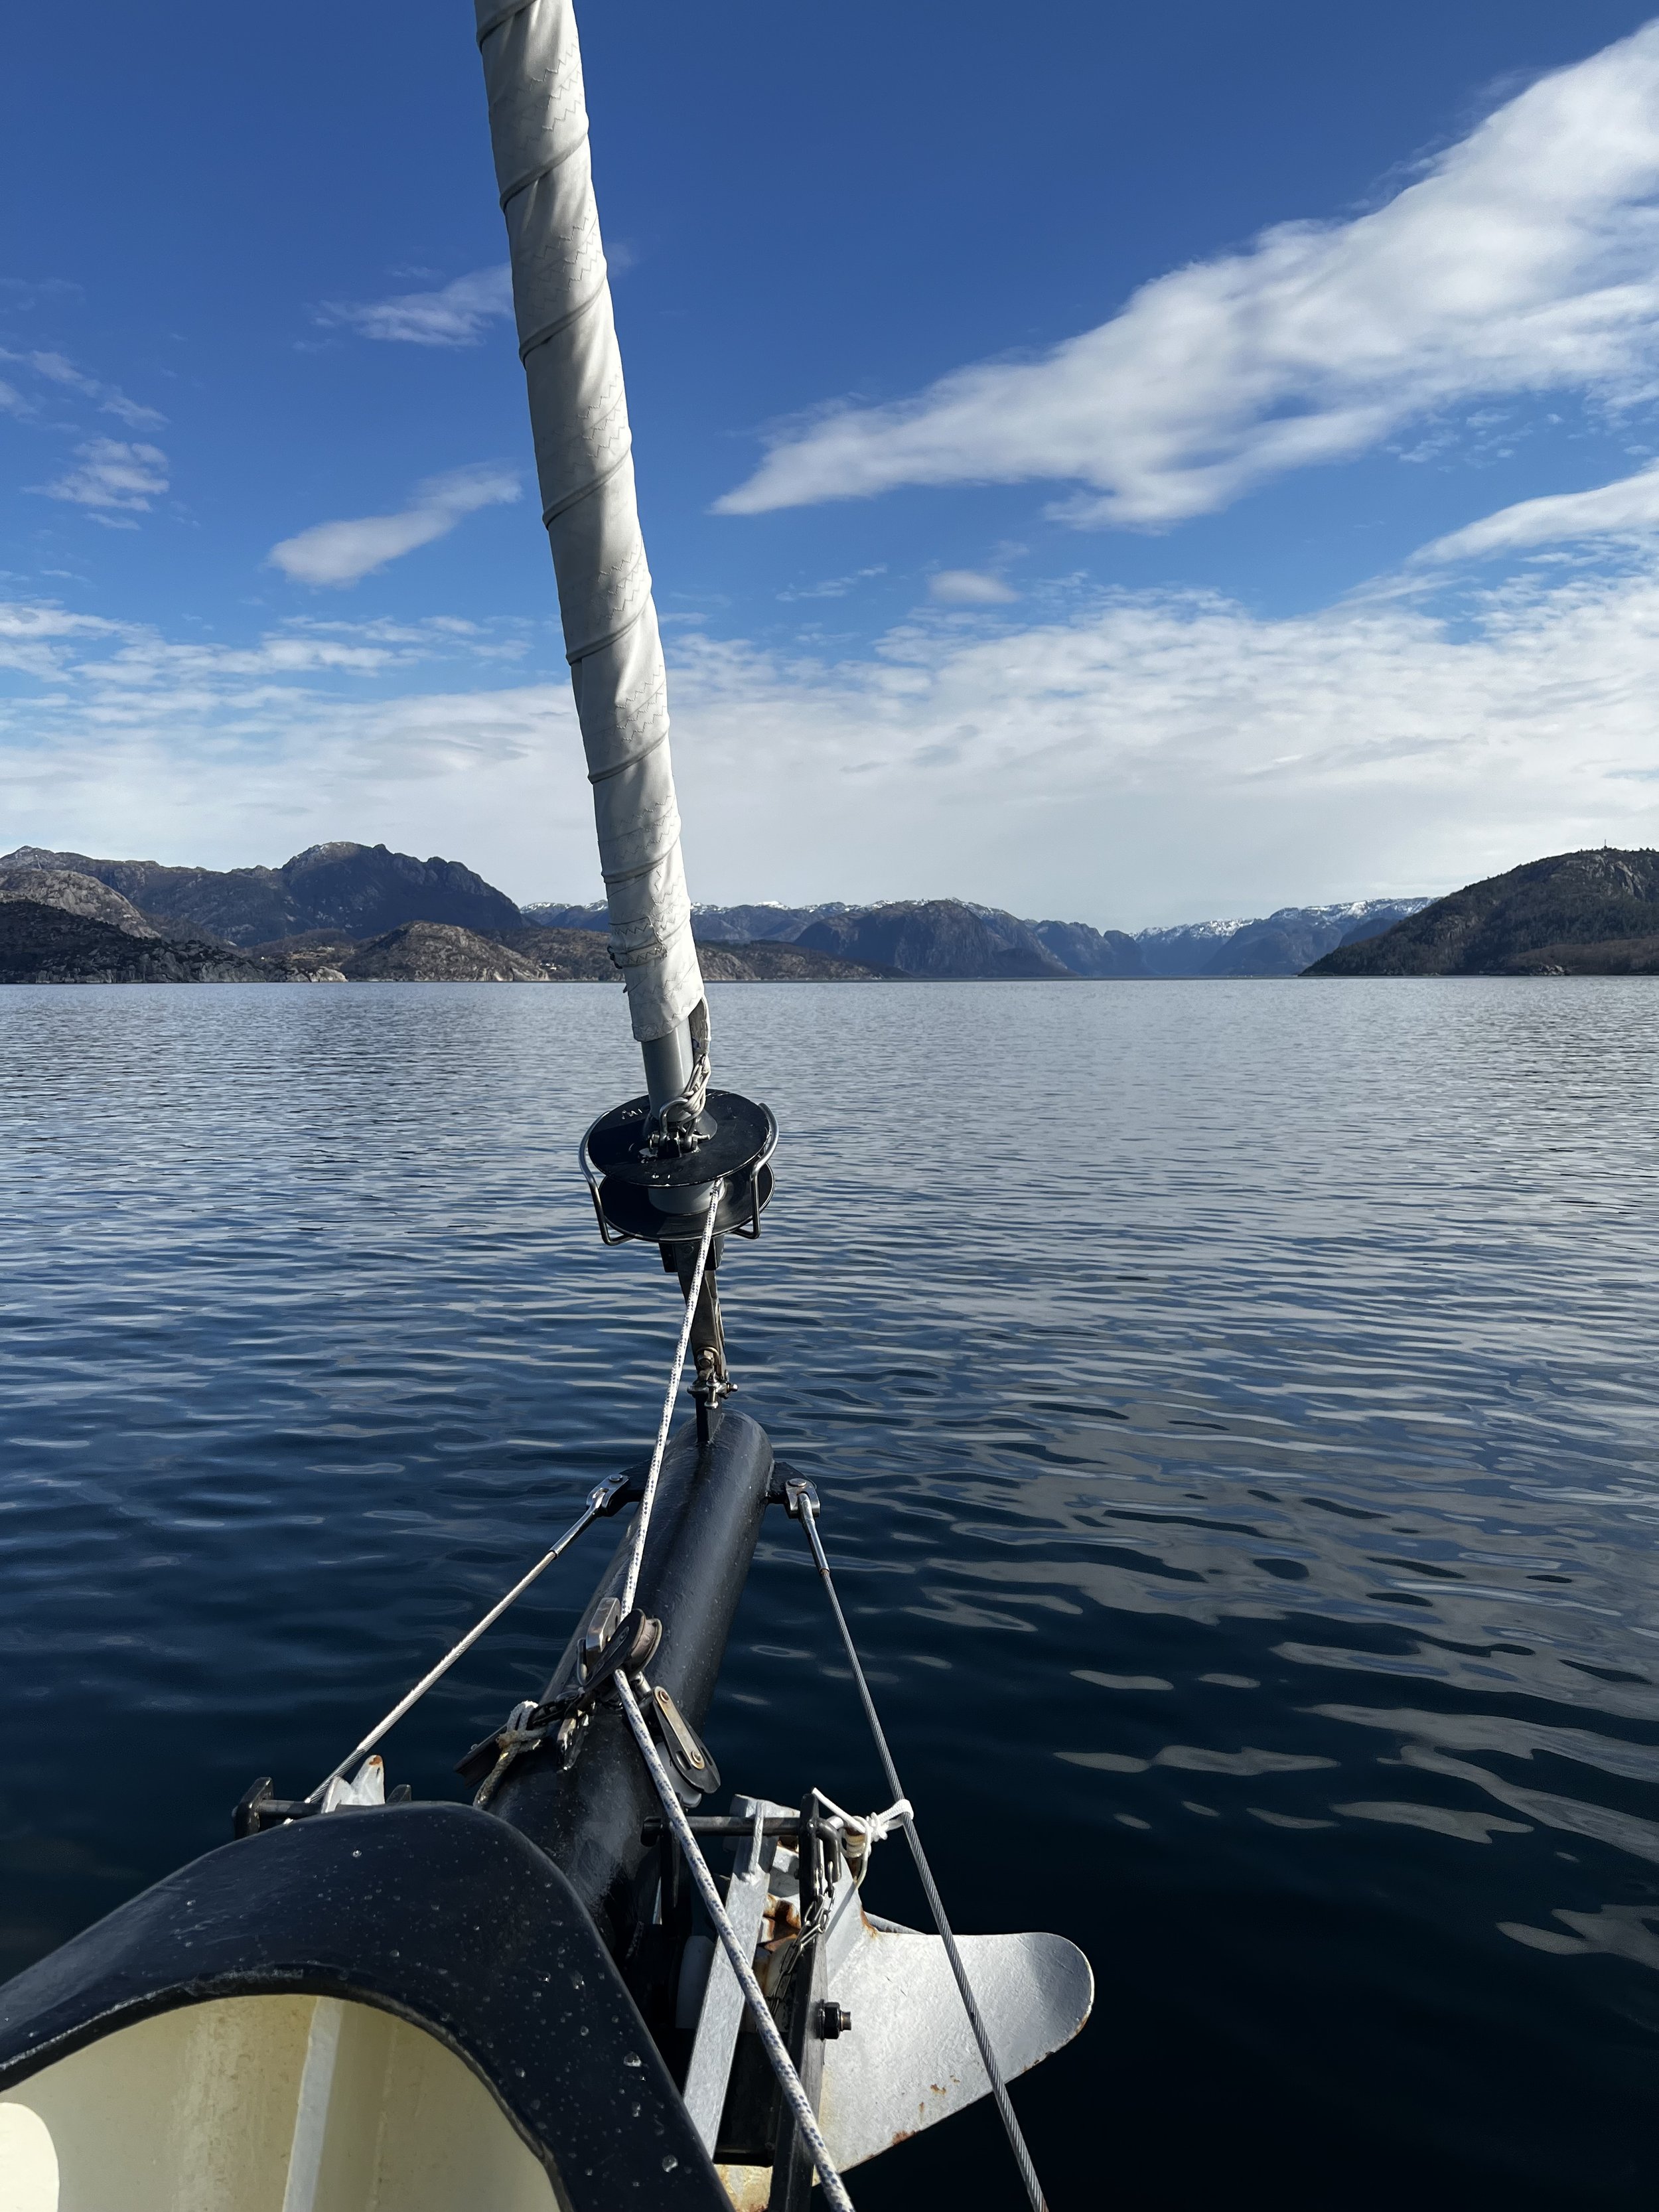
[476,0,702,1047]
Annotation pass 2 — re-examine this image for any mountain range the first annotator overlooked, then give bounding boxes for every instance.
[1,843,1429,980]
[524,895,1430,978]
[2,838,1649,986]
[0,842,520,948]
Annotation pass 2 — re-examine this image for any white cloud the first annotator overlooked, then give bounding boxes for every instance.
[268,465,522,587]
[99,392,167,430]
[776,565,887,602]
[928,569,1017,605]
[317,267,514,348]
[0,601,121,680]
[0,348,166,427]
[719,22,1659,526]
[24,350,92,391]
[1419,459,1659,561]
[3,553,1658,922]
[0,380,26,416]
[31,437,169,514]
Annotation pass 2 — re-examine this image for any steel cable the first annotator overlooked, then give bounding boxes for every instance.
[614,1672,856,2211]
[620,1178,722,1613]
[793,1491,1050,2212]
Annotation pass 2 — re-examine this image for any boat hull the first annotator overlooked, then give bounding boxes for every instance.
[0,1801,727,2210]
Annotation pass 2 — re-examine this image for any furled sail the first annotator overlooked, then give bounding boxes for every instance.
[476,0,703,1088]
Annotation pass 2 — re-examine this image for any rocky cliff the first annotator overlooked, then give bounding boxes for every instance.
[338,922,546,982]
[794,901,1070,979]
[1305,850,1659,976]
[694,939,891,981]
[1027,918,1146,978]
[0,867,161,938]
[0,899,277,984]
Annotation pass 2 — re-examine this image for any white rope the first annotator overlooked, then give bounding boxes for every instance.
[809,1790,913,1844]
[619,1179,723,1614]
[614,1673,855,2212]
[795,1495,1049,2212]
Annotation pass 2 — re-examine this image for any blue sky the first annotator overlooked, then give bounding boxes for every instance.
[3,0,1659,926]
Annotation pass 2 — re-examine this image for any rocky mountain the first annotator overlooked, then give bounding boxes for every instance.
[0,840,1446,985]
[520,901,610,932]
[527,894,1427,978]
[333,922,543,982]
[0,842,522,947]
[794,901,1069,979]
[492,925,889,982]
[694,938,891,981]
[1027,918,1146,978]
[1305,849,1659,976]
[0,867,159,938]
[0,899,277,984]
[494,926,618,980]
[1505,935,1659,975]
[502,925,891,982]
[528,896,1066,978]
[1138,900,1430,978]
[522,900,861,944]
[693,903,860,944]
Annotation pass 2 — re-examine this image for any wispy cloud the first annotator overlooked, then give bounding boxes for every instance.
[776,565,887,602]
[1418,460,1659,561]
[98,391,167,429]
[0,348,166,428]
[928,569,1017,605]
[4,550,1658,920]
[268,465,522,587]
[30,437,169,522]
[719,23,1659,527]
[0,601,122,680]
[316,267,514,348]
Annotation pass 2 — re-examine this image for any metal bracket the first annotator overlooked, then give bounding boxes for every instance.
[635,1676,721,1800]
[459,1610,663,1797]
[233,1772,410,1838]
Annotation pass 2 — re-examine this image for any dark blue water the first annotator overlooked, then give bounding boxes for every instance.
[3,978,1658,2205]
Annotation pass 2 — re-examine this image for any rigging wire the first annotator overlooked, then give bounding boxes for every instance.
[614,1670,855,2212]
[619,1177,723,1614]
[791,1487,1050,2212]
[299,1478,619,1808]
[303,1177,719,1807]
[606,1181,857,2204]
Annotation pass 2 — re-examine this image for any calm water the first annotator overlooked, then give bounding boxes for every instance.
[3,979,1658,2206]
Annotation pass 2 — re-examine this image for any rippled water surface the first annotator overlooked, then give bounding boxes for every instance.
[3,978,1658,2205]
